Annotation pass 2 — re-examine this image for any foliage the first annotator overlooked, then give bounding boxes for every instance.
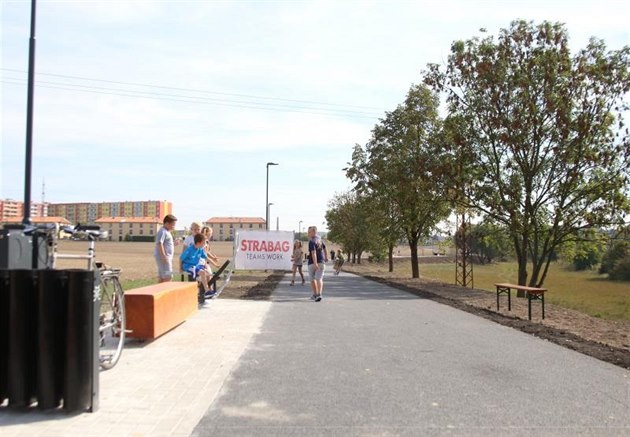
[599,240,629,274]
[424,20,630,287]
[609,255,630,280]
[346,84,452,278]
[125,235,155,243]
[558,229,605,271]
[600,240,630,274]
[466,221,512,264]
[326,191,384,263]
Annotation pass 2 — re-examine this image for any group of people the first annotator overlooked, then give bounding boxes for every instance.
[290,225,345,302]
[153,215,221,297]
[154,216,345,302]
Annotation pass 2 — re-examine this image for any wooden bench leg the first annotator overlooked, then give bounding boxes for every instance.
[527,293,545,320]
[496,286,511,311]
[496,287,499,311]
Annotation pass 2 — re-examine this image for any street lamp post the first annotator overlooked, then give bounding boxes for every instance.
[267,203,274,230]
[298,220,303,239]
[265,162,279,230]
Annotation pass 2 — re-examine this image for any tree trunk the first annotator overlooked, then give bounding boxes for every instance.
[514,235,529,296]
[388,243,394,272]
[409,239,420,278]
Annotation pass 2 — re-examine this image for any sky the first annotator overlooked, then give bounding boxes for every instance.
[2,0,629,232]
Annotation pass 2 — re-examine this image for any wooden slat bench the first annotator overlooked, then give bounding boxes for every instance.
[494,283,547,320]
[125,282,198,339]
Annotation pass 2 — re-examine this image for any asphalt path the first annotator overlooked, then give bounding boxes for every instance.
[193,269,630,436]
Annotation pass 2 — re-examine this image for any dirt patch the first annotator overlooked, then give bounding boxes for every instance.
[344,263,630,370]
[218,271,284,300]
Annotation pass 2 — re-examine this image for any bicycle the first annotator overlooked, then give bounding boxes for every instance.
[25,223,126,370]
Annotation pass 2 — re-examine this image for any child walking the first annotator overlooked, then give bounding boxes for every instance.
[290,240,305,286]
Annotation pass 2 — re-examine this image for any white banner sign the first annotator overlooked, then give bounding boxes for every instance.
[234,230,294,270]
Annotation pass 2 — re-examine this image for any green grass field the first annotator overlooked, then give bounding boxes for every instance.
[415,260,630,321]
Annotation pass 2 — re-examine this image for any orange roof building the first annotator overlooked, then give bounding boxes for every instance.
[203,217,265,241]
[95,217,162,241]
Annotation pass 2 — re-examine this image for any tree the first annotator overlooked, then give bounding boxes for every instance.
[344,144,404,272]
[346,84,452,278]
[425,20,630,287]
[467,221,512,264]
[557,228,605,271]
[326,191,381,263]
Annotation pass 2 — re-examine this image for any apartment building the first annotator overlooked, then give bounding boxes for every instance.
[94,217,163,241]
[0,200,48,221]
[204,217,265,241]
[48,200,172,225]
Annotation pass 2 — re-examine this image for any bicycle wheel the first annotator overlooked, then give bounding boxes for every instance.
[98,272,125,370]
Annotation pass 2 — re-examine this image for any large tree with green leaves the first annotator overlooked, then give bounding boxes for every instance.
[344,145,404,271]
[346,84,451,278]
[326,191,382,263]
[425,20,630,287]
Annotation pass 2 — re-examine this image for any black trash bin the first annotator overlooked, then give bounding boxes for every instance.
[63,269,98,412]
[36,269,67,410]
[1,268,99,412]
[7,269,38,407]
[0,269,9,404]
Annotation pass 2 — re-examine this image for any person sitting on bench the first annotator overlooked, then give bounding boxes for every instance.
[180,233,217,295]
[201,226,220,267]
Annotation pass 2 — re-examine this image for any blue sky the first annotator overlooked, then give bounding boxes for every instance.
[2,0,629,232]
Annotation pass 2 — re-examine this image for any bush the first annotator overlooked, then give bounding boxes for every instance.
[124,235,155,242]
[572,248,601,271]
[368,250,387,263]
[609,255,630,281]
[599,241,629,274]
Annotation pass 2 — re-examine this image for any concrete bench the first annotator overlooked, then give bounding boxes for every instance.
[125,282,198,339]
[495,283,547,320]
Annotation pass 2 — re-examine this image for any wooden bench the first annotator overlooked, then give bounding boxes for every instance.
[494,283,547,320]
[125,282,198,339]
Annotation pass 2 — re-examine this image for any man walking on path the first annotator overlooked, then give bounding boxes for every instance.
[307,225,327,301]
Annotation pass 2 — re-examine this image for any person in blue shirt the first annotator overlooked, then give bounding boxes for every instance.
[180,233,213,294]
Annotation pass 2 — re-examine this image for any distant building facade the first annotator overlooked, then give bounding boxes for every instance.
[1,216,71,228]
[95,217,163,242]
[48,200,172,225]
[204,217,265,241]
[0,199,49,221]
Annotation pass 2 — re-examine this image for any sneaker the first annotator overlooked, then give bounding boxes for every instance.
[310,295,316,300]
[315,295,322,302]
[204,290,217,298]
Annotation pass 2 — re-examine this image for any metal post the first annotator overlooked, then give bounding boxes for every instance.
[265,162,278,230]
[267,203,273,231]
[23,0,37,226]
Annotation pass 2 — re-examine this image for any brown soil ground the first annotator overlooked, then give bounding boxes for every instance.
[56,241,629,369]
[343,259,630,370]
